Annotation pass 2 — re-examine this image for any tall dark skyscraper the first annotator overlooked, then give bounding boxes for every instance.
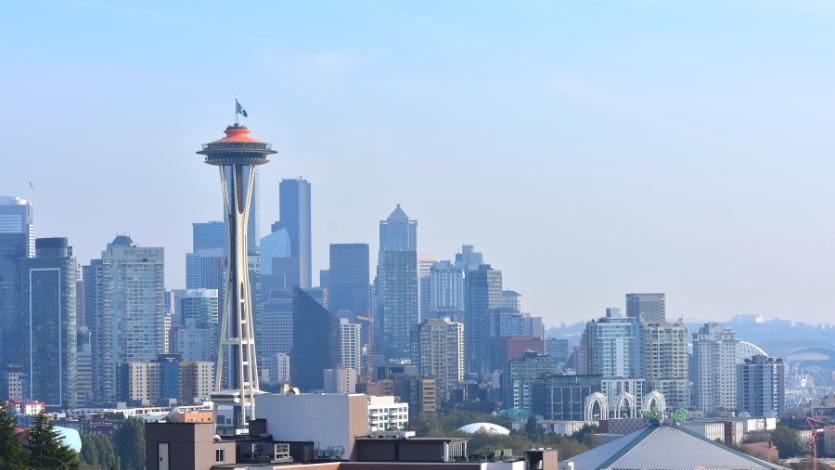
[376,205,419,360]
[328,243,370,318]
[21,238,77,408]
[257,289,294,383]
[0,196,33,371]
[626,293,666,323]
[291,288,338,391]
[277,178,312,289]
[464,264,502,376]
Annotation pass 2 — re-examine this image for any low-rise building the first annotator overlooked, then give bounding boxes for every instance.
[367,395,409,432]
[9,400,45,416]
[145,418,557,470]
[145,422,236,470]
[255,393,369,461]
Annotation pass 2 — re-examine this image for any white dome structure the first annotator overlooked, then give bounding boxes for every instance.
[457,422,511,435]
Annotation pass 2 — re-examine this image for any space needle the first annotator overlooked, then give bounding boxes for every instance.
[197,102,276,433]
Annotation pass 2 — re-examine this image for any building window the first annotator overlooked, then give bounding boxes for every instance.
[215,449,225,462]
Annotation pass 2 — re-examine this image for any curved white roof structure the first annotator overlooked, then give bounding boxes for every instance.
[457,422,511,435]
[737,341,768,363]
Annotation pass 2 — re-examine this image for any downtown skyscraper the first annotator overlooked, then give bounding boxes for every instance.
[428,260,464,321]
[85,236,165,404]
[692,322,738,413]
[376,205,418,360]
[579,309,642,379]
[410,317,464,402]
[579,308,644,411]
[737,355,785,417]
[0,196,33,371]
[641,319,691,409]
[276,178,312,289]
[464,263,502,376]
[291,288,339,391]
[21,237,78,408]
[328,243,370,318]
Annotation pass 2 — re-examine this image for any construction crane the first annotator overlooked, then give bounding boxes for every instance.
[355,315,374,383]
[805,416,835,470]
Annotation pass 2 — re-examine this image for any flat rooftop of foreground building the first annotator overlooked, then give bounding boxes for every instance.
[212,464,503,470]
[356,437,469,442]
[212,459,553,470]
[560,423,786,470]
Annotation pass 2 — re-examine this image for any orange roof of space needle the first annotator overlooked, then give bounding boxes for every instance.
[210,124,265,144]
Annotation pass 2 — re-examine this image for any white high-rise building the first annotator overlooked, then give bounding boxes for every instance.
[410,317,464,402]
[642,319,691,410]
[693,323,738,413]
[338,318,362,373]
[127,361,161,406]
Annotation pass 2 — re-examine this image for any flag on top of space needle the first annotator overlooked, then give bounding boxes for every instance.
[236,99,248,118]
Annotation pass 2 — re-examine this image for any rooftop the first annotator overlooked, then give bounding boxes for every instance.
[561,424,786,470]
[210,124,266,144]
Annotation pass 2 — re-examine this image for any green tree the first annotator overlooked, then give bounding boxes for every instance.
[80,434,99,468]
[27,412,80,469]
[771,423,804,459]
[525,414,540,440]
[81,434,119,470]
[0,401,27,469]
[112,418,144,470]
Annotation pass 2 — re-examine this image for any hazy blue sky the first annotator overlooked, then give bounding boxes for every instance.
[2,0,835,324]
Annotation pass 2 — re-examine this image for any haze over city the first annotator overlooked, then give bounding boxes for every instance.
[3,0,835,324]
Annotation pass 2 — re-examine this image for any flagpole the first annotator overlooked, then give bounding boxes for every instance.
[234,97,239,126]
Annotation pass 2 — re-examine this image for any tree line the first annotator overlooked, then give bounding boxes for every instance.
[0,402,145,470]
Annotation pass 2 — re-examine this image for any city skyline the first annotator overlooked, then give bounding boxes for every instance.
[4,1,835,324]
